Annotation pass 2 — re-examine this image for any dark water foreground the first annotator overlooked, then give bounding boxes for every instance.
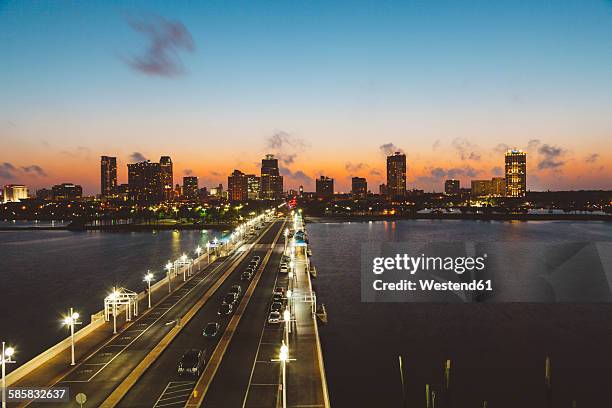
[308,220,612,407]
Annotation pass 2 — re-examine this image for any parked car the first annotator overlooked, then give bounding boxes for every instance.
[178,349,206,376]
[270,301,283,313]
[273,293,283,303]
[268,311,281,324]
[229,284,242,296]
[252,256,261,262]
[222,293,238,305]
[202,322,220,337]
[279,264,288,273]
[273,287,285,296]
[241,271,252,281]
[218,303,233,316]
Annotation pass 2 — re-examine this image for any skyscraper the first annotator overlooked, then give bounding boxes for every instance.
[505,150,527,197]
[260,154,283,199]
[100,156,117,197]
[127,160,163,203]
[246,174,260,200]
[386,152,406,198]
[183,176,199,199]
[351,177,367,199]
[444,179,460,195]
[160,156,174,201]
[471,180,492,197]
[491,177,506,196]
[228,170,248,202]
[315,176,334,198]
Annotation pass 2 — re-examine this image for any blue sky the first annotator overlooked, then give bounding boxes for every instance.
[1,0,611,193]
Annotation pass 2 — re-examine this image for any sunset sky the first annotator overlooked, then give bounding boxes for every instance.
[1,0,611,194]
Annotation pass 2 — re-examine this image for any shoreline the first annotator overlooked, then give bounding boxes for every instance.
[0,222,234,232]
[305,213,611,223]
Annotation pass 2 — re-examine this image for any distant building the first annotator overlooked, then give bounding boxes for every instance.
[246,174,260,200]
[2,184,28,203]
[505,150,527,197]
[199,187,208,199]
[491,177,506,196]
[100,156,117,197]
[386,152,406,198]
[160,156,174,201]
[260,154,283,199]
[209,184,223,197]
[116,184,130,200]
[471,180,492,197]
[351,177,367,199]
[298,185,304,197]
[36,188,53,200]
[52,183,83,200]
[183,176,199,199]
[444,179,460,195]
[127,160,163,203]
[379,183,387,196]
[228,170,248,202]
[315,176,334,198]
[174,183,183,199]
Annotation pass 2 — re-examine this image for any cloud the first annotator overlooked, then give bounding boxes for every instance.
[491,166,503,176]
[493,143,510,154]
[129,152,148,162]
[210,171,222,177]
[451,137,480,161]
[124,15,195,77]
[585,153,599,164]
[447,166,481,179]
[369,168,383,177]
[379,143,403,156]
[280,166,311,185]
[21,165,47,177]
[265,131,308,165]
[432,140,441,150]
[0,162,16,180]
[345,162,368,174]
[60,146,91,160]
[430,167,446,179]
[526,139,541,151]
[183,168,193,176]
[537,144,565,170]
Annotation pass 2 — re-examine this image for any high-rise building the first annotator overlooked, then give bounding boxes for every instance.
[160,156,174,201]
[505,150,527,197]
[52,183,83,200]
[471,180,492,197]
[100,156,117,197]
[315,176,334,198]
[351,177,367,199]
[379,183,387,196]
[127,160,163,202]
[386,152,406,198]
[183,176,199,199]
[444,179,460,195]
[298,185,304,197]
[260,154,283,199]
[2,184,28,203]
[491,177,506,196]
[228,170,248,202]
[210,184,223,197]
[246,174,260,200]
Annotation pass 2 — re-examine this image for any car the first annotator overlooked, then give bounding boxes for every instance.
[268,311,281,324]
[245,265,255,273]
[270,301,283,313]
[178,349,206,376]
[273,287,285,296]
[279,264,288,273]
[273,293,283,303]
[223,292,238,305]
[203,322,220,337]
[252,256,261,262]
[218,303,233,316]
[229,284,242,296]
[241,272,252,281]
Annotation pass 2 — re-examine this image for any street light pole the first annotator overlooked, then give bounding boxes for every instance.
[144,272,154,309]
[112,289,118,334]
[280,341,288,408]
[1,342,15,408]
[64,308,81,366]
[166,262,173,293]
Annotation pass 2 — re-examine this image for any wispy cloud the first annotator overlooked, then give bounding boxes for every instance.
[123,15,195,77]
[21,165,47,177]
[129,152,148,162]
[537,144,565,170]
[183,168,193,176]
[0,162,16,180]
[265,131,308,165]
[585,153,599,164]
[379,142,403,156]
[451,137,480,161]
[344,162,368,174]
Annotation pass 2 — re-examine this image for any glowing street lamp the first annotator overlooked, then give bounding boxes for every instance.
[165,261,173,293]
[287,289,293,315]
[284,228,289,254]
[109,289,119,334]
[284,307,291,350]
[63,308,81,366]
[206,241,211,263]
[144,272,154,308]
[195,246,202,269]
[279,341,289,408]
[1,342,16,408]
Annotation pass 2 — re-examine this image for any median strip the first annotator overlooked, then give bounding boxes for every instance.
[100,221,276,407]
[185,220,286,407]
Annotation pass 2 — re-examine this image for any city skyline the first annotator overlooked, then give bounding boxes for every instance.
[2,1,612,193]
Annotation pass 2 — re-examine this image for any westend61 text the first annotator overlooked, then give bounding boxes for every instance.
[373,279,493,292]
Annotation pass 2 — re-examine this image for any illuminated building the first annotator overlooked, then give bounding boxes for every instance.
[2,184,28,203]
[316,176,334,198]
[160,156,174,201]
[386,152,406,198]
[246,174,260,200]
[228,170,248,202]
[183,176,199,199]
[471,180,492,197]
[127,160,163,203]
[444,179,460,195]
[491,177,506,196]
[505,150,527,197]
[351,177,367,199]
[52,183,83,200]
[260,154,283,199]
[100,156,117,197]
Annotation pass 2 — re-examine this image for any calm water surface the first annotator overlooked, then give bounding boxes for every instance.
[308,220,612,407]
[0,228,228,365]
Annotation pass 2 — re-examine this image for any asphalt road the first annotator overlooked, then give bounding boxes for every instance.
[116,220,285,408]
[26,219,275,408]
